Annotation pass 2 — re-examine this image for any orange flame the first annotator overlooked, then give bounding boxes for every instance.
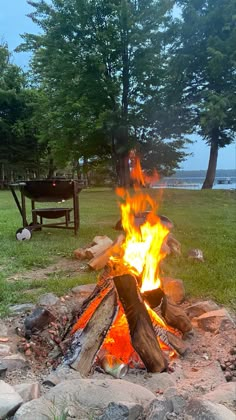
[71,155,177,367]
[130,151,159,188]
[112,157,169,292]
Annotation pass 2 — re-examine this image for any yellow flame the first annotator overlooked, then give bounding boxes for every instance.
[113,158,169,293]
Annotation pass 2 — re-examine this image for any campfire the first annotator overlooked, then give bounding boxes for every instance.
[63,157,192,378]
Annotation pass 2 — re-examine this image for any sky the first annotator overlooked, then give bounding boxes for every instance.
[1,0,235,171]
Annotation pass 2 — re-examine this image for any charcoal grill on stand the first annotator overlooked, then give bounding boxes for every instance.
[9,179,83,240]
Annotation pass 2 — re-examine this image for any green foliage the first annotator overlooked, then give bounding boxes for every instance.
[0,43,44,181]
[169,0,236,187]
[19,0,189,182]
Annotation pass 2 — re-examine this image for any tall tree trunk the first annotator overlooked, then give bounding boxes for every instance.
[47,157,55,179]
[202,140,218,189]
[1,163,5,189]
[118,154,130,187]
[120,1,130,188]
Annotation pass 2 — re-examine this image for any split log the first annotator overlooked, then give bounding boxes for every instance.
[85,236,113,259]
[71,276,114,332]
[74,236,113,261]
[88,251,111,271]
[73,248,87,260]
[70,288,118,376]
[161,299,192,334]
[166,331,189,355]
[113,274,167,373]
[88,234,125,271]
[142,288,165,309]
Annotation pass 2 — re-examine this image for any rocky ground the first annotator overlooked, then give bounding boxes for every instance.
[0,280,235,419]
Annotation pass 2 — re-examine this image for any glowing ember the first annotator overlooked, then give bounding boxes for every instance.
[71,287,112,334]
[98,304,143,367]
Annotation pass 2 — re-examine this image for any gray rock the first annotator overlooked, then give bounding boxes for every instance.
[0,319,8,336]
[196,309,235,332]
[204,382,236,411]
[184,398,236,419]
[0,344,11,356]
[14,382,40,403]
[13,399,55,420]
[56,304,69,316]
[43,365,82,387]
[71,283,96,297]
[24,307,56,334]
[99,401,143,420]
[125,372,176,393]
[0,380,23,419]
[8,304,35,314]
[38,293,59,306]
[186,301,220,319]
[145,397,173,419]
[14,378,156,420]
[3,354,28,371]
[0,361,8,378]
[187,248,204,262]
[167,395,186,415]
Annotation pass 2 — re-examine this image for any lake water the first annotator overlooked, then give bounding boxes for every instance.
[152,177,236,190]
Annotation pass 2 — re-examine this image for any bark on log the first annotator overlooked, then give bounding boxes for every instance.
[74,248,87,260]
[70,288,118,376]
[113,274,167,373]
[85,236,113,259]
[161,299,192,334]
[88,234,125,271]
[142,288,165,309]
[166,331,189,355]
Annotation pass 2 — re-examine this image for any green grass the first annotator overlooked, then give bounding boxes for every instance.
[0,187,235,316]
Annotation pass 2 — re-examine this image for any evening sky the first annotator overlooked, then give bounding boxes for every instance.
[1,0,235,170]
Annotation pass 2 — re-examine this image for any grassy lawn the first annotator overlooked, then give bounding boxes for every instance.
[0,187,235,316]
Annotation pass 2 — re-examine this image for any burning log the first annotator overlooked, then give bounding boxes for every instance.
[113,274,167,373]
[142,288,165,309]
[69,288,118,376]
[166,331,189,355]
[141,283,192,334]
[141,287,192,339]
[161,299,192,334]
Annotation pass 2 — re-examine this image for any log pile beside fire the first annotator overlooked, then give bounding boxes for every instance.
[62,158,192,378]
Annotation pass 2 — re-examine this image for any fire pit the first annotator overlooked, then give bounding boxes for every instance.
[9,179,83,240]
[58,159,192,377]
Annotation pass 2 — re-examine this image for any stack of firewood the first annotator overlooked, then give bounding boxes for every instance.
[74,230,181,271]
[74,235,125,271]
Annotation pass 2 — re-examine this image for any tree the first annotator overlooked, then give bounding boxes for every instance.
[0,43,44,183]
[170,0,236,188]
[20,0,189,186]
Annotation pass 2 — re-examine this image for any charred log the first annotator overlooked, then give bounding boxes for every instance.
[68,288,118,376]
[161,299,192,334]
[142,288,165,309]
[113,274,167,373]
[166,331,189,355]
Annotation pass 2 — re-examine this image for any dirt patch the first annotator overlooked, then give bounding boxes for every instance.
[7,258,89,282]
